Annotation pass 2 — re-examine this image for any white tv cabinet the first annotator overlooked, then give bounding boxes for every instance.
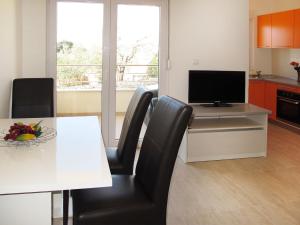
[179,104,270,162]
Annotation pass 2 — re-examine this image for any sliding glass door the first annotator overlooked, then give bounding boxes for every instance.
[113,3,160,141]
[56,1,103,118]
[51,0,167,147]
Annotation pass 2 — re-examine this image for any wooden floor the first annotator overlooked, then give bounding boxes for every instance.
[54,123,300,225]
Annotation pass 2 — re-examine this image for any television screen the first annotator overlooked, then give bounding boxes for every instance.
[188,70,245,104]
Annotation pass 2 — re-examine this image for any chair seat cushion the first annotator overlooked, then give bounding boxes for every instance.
[72,175,156,225]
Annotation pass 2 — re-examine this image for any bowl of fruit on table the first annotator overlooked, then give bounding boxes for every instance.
[4,121,42,141]
[0,121,56,147]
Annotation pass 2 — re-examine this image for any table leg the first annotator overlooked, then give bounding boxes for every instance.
[63,190,69,225]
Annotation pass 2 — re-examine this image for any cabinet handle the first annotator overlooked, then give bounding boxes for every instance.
[278,97,300,105]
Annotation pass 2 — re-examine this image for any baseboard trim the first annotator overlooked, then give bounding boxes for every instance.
[186,152,266,162]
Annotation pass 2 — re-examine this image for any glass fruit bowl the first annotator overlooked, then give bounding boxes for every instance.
[0,121,57,147]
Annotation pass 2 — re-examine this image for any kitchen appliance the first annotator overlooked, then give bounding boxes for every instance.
[188,70,245,107]
[277,90,300,124]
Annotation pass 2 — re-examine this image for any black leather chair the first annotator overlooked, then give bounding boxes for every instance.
[144,89,158,126]
[63,87,153,225]
[71,96,193,225]
[11,78,54,118]
[106,87,153,175]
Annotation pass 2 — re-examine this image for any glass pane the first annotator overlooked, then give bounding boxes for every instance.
[115,4,160,139]
[56,2,103,122]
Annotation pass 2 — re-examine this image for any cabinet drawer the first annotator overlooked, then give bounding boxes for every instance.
[277,84,300,93]
[264,81,277,120]
[249,80,265,108]
[187,129,266,162]
[257,14,271,48]
[294,9,300,48]
[271,10,294,48]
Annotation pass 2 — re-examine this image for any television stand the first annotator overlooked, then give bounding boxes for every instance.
[179,103,271,162]
[201,102,232,107]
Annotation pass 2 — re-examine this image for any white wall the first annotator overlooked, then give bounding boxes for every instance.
[250,0,300,78]
[250,0,300,14]
[0,0,18,118]
[20,0,47,77]
[0,0,47,117]
[169,0,249,102]
[272,49,300,79]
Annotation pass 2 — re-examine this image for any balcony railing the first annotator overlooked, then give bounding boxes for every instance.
[57,64,159,90]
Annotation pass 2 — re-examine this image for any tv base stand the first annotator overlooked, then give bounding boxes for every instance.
[201,102,232,107]
[179,104,270,162]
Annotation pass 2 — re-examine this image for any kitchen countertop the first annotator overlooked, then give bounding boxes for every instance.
[249,74,300,88]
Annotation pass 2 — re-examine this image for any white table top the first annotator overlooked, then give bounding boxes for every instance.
[0,116,112,195]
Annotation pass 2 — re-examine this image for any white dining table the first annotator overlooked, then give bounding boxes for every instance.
[0,116,112,225]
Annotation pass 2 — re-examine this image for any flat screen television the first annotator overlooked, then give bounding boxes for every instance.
[188,70,245,106]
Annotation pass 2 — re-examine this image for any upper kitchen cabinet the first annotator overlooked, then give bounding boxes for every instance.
[294,9,300,48]
[257,9,300,48]
[271,10,294,48]
[257,14,272,48]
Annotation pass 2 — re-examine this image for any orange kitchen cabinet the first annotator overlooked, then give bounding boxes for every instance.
[271,10,294,48]
[264,82,277,120]
[257,14,272,48]
[249,80,265,108]
[294,9,300,48]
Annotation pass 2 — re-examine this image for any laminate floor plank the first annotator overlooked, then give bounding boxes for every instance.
[54,124,300,225]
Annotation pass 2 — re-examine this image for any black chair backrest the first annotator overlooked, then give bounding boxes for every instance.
[12,78,54,118]
[135,96,192,206]
[117,87,153,173]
